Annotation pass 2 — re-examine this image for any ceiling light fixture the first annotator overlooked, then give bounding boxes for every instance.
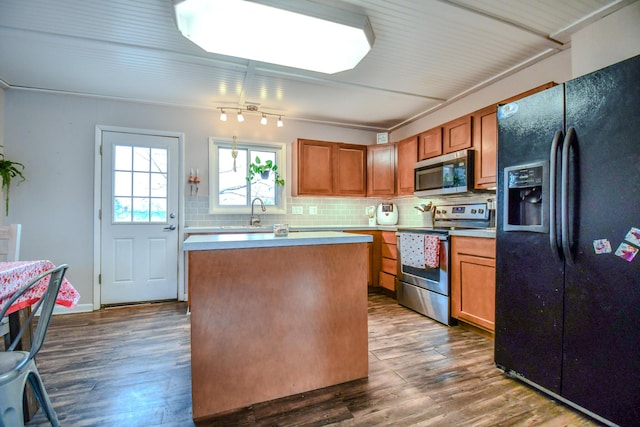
[216,107,284,128]
[174,0,374,74]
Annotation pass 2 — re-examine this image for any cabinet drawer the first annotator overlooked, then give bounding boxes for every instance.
[381,231,397,244]
[381,243,397,260]
[379,271,396,291]
[381,257,397,275]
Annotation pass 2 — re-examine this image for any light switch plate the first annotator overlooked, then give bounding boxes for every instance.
[292,206,303,215]
[309,206,318,215]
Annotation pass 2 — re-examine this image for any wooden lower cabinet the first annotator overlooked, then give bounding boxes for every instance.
[450,236,496,332]
[379,231,398,292]
[348,230,381,288]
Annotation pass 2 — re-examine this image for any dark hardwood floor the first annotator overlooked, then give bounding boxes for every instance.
[27,293,601,427]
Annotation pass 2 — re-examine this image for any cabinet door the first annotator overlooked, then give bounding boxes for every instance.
[451,236,496,332]
[472,105,497,188]
[335,144,367,196]
[347,230,380,287]
[418,127,442,160]
[367,144,395,196]
[396,136,418,196]
[443,115,472,154]
[296,139,334,195]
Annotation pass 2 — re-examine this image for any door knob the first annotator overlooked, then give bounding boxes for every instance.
[163,225,176,231]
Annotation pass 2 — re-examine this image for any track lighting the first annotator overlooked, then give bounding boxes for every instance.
[216,107,284,128]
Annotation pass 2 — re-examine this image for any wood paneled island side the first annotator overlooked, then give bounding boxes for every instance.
[184,231,372,420]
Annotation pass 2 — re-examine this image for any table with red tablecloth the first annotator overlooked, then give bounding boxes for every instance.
[0,260,80,314]
[0,260,79,421]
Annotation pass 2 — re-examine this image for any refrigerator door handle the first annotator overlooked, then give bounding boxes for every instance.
[561,127,576,264]
[549,130,564,260]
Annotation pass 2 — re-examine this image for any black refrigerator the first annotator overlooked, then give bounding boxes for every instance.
[495,54,639,427]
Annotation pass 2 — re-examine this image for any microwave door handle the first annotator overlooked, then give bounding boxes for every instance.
[549,130,563,260]
[561,127,576,264]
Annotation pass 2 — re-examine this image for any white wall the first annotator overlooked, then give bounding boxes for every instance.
[3,91,376,308]
[571,1,640,77]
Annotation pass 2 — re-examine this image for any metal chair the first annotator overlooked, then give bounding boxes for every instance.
[0,224,22,340]
[0,264,68,427]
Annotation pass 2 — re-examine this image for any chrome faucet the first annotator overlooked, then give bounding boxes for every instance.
[249,197,266,226]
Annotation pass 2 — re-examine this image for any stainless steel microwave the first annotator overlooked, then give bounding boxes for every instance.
[414,149,476,197]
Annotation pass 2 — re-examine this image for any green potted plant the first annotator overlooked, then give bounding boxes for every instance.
[0,147,25,215]
[246,156,285,186]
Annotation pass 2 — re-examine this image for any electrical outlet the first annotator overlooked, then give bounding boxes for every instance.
[292,206,303,215]
[309,206,318,215]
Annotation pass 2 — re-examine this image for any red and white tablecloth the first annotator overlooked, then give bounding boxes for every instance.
[0,260,80,315]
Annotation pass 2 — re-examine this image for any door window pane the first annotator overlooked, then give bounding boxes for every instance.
[151,148,167,173]
[133,147,150,171]
[114,197,132,222]
[113,144,168,223]
[114,171,132,197]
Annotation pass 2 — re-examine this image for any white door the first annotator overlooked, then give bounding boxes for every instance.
[100,130,179,304]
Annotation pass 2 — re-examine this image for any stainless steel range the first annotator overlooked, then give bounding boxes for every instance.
[395,202,492,325]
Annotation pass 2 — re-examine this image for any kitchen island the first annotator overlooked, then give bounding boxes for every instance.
[184,231,372,420]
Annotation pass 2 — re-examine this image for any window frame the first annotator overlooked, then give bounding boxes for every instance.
[208,137,287,214]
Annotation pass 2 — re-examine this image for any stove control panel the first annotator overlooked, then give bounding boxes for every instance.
[434,203,489,221]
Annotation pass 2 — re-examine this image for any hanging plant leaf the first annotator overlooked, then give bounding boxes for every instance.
[246,156,285,186]
[0,147,25,215]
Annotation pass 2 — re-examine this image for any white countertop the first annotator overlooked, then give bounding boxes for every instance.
[183,225,495,238]
[184,231,373,251]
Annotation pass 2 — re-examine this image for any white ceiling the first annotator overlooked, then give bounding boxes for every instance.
[0,0,633,131]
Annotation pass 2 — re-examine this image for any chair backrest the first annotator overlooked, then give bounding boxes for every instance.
[0,264,68,367]
[0,224,21,261]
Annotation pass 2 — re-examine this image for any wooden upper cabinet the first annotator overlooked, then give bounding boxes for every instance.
[443,115,472,154]
[293,139,366,197]
[500,82,556,105]
[418,127,442,160]
[472,105,497,189]
[396,136,418,196]
[367,144,395,197]
[295,139,334,195]
[335,144,366,196]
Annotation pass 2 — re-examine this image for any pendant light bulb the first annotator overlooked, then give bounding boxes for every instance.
[219,109,227,122]
[277,116,284,128]
[237,110,244,122]
[260,114,268,125]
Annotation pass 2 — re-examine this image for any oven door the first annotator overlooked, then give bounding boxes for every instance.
[396,234,448,296]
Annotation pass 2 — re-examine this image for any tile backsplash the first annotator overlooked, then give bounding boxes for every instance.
[185,193,496,228]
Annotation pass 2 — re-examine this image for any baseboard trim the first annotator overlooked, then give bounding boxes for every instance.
[52,303,93,315]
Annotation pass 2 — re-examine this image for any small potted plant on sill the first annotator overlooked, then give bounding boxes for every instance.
[246,156,285,186]
[0,147,25,215]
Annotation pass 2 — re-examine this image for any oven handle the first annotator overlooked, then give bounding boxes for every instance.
[549,130,563,260]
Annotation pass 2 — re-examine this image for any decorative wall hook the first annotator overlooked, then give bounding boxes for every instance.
[188,168,200,196]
